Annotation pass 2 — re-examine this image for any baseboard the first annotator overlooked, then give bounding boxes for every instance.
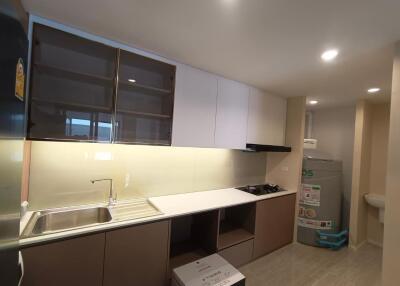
[349,240,367,251]
[367,239,383,248]
[350,239,383,250]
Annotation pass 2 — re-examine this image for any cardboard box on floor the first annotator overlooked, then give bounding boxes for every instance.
[171,254,245,286]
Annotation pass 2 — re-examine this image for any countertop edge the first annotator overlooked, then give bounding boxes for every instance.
[19,188,297,248]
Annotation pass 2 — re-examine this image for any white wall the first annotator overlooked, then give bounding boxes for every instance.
[382,41,400,286]
[367,103,390,247]
[349,101,372,248]
[309,106,356,229]
[266,97,306,241]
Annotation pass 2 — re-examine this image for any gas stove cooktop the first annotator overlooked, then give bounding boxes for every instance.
[236,184,286,196]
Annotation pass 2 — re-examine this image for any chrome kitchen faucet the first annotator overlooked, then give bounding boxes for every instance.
[90,178,117,206]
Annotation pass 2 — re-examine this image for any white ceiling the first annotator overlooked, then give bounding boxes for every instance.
[22,0,399,109]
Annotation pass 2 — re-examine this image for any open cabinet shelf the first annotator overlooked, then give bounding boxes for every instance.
[217,203,256,251]
[218,222,254,250]
[168,210,219,276]
[169,240,208,272]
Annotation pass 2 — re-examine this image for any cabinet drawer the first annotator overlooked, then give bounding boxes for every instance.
[218,239,254,267]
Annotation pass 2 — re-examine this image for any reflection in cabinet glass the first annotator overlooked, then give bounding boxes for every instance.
[28,24,116,142]
[114,50,175,145]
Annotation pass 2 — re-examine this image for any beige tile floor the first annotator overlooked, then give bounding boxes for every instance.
[240,243,382,286]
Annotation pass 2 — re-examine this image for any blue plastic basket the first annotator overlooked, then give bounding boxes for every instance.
[316,229,348,250]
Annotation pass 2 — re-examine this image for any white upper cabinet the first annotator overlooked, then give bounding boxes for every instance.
[172,64,218,148]
[172,66,286,150]
[215,78,249,149]
[247,87,287,146]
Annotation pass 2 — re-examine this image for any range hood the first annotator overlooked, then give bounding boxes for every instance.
[245,144,292,152]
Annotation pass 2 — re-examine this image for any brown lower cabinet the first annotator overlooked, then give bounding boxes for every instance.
[253,194,296,259]
[21,220,169,286]
[21,196,296,286]
[103,220,170,286]
[21,233,105,286]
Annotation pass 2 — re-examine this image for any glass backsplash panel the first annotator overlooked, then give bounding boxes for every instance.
[28,141,267,210]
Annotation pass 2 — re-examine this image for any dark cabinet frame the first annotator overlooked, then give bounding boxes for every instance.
[27,23,176,145]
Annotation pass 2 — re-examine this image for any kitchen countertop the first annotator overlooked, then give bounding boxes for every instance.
[19,187,297,248]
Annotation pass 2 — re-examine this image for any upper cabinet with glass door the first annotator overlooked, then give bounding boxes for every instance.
[28,24,116,142]
[28,24,176,145]
[115,50,175,145]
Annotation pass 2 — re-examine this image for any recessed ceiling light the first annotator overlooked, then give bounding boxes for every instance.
[128,79,136,83]
[321,49,339,62]
[309,100,319,105]
[367,87,380,93]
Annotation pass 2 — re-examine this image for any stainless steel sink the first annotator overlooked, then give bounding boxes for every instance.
[22,207,112,237]
[21,198,163,238]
